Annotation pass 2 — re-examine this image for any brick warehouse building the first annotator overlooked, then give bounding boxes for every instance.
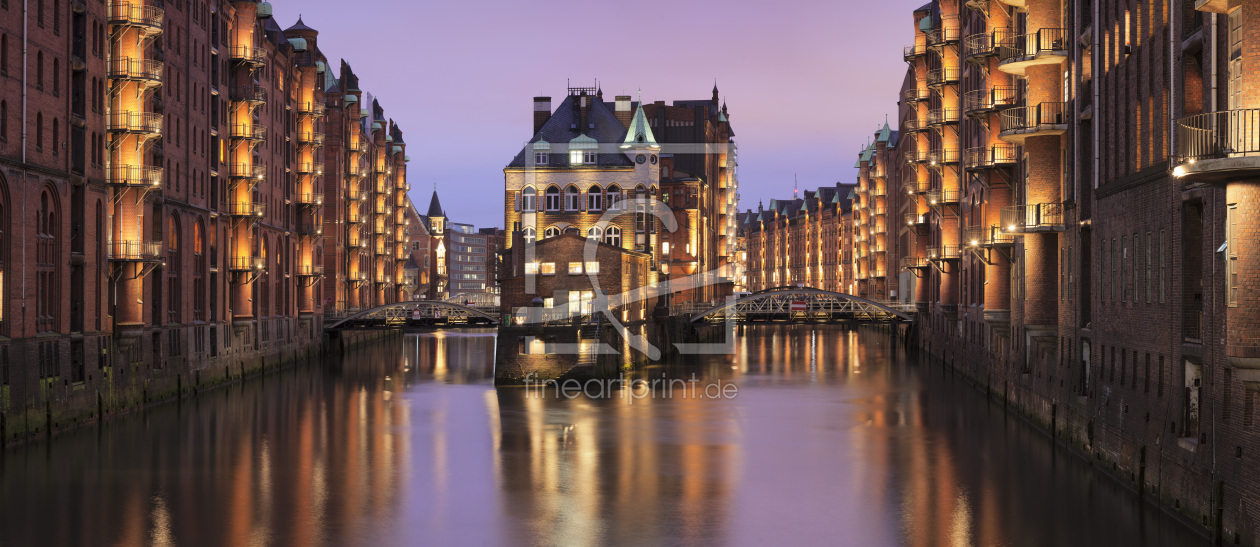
[853,0,1260,541]
[0,1,414,442]
[741,183,857,295]
[501,84,738,319]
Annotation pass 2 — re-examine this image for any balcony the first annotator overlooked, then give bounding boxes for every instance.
[296,162,322,175]
[925,189,961,207]
[228,123,266,141]
[228,45,266,66]
[927,244,964,261]
[905,178,930,195]
[298,101,325,117]
[107,57,163,84]
[999,102,1067,143]
[902,256,931,270]
[964,86,1019,117]
[347,209,364,224]
[297,264,324,277]
[347,187,365,201]
[1000,203,1066,233]
[903,115,923,133]
[925,19,961,48]
[347,139,366,153]
[227,163,265,180]
[227,201,266,218]
[905,149,925,164]
[228,256,265,272]
[904,43,925,62]
[297,131,324,146]
[347,236,366,249]
[927,66,961,88]
[230,85,267,104]
[108,3,164,33]
[963,144,1019,170]
[108,240,163,262]
[964,28,1008,62]
[108,112,162,135]
[926,148,960,166]
[107,165,162,188]
[998,28,1068,75]
[903,85,930,103]
[1173,109,1260,185]
[927,108,960,127]
[297,193,324,207]
[964,225,1016,248]
[904,212,929,227]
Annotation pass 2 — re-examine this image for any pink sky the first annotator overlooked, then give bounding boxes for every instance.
[283,0,920,228]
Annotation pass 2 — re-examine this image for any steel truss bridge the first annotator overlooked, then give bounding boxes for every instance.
[690,287,915,324]
[324,301,499,330]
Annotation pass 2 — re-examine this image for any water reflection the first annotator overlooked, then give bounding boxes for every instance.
[0,327,1204,546]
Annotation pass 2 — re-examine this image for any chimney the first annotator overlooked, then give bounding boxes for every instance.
[615,96,632,127]
[533,97,552,134]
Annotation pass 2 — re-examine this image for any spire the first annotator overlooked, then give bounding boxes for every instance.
[621,103,659,148]
[712,80,719,104]
[427,189,444,218]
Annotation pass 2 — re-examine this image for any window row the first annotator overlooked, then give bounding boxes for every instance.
[517,185,657,213]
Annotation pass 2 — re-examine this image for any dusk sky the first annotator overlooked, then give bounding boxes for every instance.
[286,0,919,229]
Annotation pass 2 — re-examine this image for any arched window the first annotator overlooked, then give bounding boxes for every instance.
[35,112,42,151]
[544,185,561,211]
[1,34,8,74]
[52,57,58,95]
[606,185,622,212]
[565,185,580,211]
[522,226,535,244]
[521,186,536,211]
[587,226,603,239]
[0,101,6,140]
[167,215,180,323]
[544,226,560,239]
[36,51,43,89]
[604,226,622,247]
[36,188,58,333]
[51,119,58,156]
[586,185,602,212]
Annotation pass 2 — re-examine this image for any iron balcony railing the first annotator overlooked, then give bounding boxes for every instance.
[904,212,929,227]
[904,85,930,103]
[903,115,922,133]
[230,85,267,104]
[108,112,162,134]
[905,178,930,195]
[927,244,964,260]
[1000,102,1067,133]
[927,149,960,165]
[1001,203,1065,232]
[901,256,931,270]
[964,225,1016,247]
[927,108,961,126]
[228,256,265,272]
[925,19,962,47]
[299,220,323,235]
[347,139,366,153]
[227,163,265,179]
[107,57,163,82]
[108,240,163,261]
[964,86,1020,116]
[107,165,162,187]
[963,144,1019,169]
[347,209,364,224]
[998,28,1068,63]
[228,123,266,140]
[296,162,320,174]
[298,101,326,116]
[297,131,325,146]
[347,187,364,201]
[227,201,266,218]
[927,66,961,88]
[297,264,325,277]
[904,43,925,61]
[297,193,324,206]
[228,46,266,65]
[905,149,925,164]
[1176,109,1260,163]
[108,3,164,29]
[964,28,1009,60]
[925,189,961,206]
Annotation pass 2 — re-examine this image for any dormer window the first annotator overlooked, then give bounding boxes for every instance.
[535,152,548,165]
[583,151,596,164]
[570,149,583,165]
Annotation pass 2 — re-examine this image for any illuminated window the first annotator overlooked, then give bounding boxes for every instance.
[604,226,621,247]
[585,261,599,274]
[544,226,560,238]
[568,262,583,275]
[587,226,602,239]
[570,149,582,165]
[525,262,538,275]
[540,262,556,275]
[522,226,536,244]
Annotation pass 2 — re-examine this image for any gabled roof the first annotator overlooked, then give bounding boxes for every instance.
[285,16,315,33]
[876,121,892,142]
[507,94,636,168]
[427,191,444,218]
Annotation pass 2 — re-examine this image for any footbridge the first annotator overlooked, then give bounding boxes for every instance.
[689,287,915,324]
[324,301,499,330]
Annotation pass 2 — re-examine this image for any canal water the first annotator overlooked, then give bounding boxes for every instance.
[0,326,1205,546]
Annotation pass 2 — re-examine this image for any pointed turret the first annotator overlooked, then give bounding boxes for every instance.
[621,104,659,149]
[427,190,445,219]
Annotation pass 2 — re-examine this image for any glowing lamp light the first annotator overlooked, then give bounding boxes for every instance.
[1007,225,1016,231]
[1172,165,1187,178]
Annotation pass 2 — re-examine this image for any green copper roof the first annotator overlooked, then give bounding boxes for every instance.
[257,2,273,18]
[532,139,551,150]
[371,122,382,132]
[404,155,411,162]
[718,112,728,123]
[385,135,394,143]
[316,61,326,73]
[622,104,659,148]
[876,121,892,142]
[919,16,933,31]
[288,37,308,52]
[345,95,358,104]
[570,134,598,150]
[860,142,875,162]
[831,192,842,203]
[847,189,856,199]
[393,145,403,155]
